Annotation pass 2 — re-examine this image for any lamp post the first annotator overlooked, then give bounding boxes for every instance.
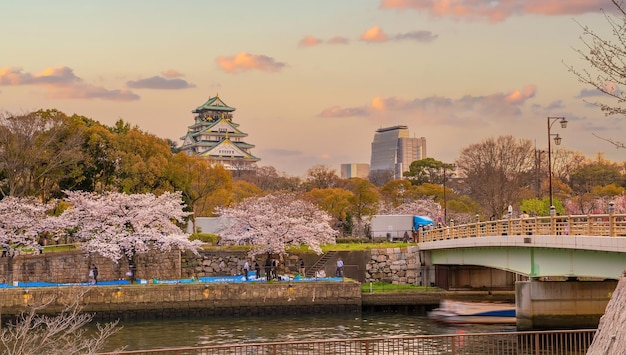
[442,163,455,224]
[547,117,567,213]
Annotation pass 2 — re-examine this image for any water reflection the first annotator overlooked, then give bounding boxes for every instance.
[100,311,516,352]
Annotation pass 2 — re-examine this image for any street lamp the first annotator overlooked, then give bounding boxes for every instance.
[547,117,567,213]
[442,163,455,224]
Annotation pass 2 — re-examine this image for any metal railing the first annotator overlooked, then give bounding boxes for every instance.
[98,329,596,354]
[421,213,626,242]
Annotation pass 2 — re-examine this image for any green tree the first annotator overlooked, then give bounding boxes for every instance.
[345,178,380,237]
[304,187,354,236]
[168,153,232,233]
[403,158,447,185]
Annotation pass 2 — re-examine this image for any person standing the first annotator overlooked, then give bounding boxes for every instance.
[243,260,250,281]
[336,257,344,277]
[91,264,99,284]
[264,257,272,281]
[299,258,305,276]
[254,261,261,279]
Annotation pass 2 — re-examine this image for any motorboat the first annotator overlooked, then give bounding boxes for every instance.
[428,300,516,325]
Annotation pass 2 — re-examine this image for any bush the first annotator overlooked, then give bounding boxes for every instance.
[189,233,220,244]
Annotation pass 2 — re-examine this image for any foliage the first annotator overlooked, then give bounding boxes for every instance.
[0,110,85,200]
[345,178,380,236]
[304,164,341,190]
[361,282,440,293]
[403,158,448,185]
[189,233,220,244]
[55,191,202,263]
[217,192,337,256]
[456,135,535,218]
[520,198,564,216]
[0,290,121,355]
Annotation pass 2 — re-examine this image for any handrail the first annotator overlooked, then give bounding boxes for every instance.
[420,213,626,242]
[97,329,596,354]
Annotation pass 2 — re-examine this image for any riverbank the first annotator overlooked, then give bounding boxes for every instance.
[0,281,515,322]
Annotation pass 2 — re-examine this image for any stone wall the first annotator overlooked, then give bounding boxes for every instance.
[366,246,421,284]
[0,250,181,284]
[584,274,626,355]
[0,282,362,320]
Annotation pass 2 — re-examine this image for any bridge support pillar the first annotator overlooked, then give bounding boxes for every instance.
[516,279,617,330]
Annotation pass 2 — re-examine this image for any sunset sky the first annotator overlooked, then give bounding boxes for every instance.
[2,1,625,177]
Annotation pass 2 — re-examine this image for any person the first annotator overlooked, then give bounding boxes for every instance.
[90,264,99,284]
[243,260,250,281]
[299,258,305,276]
[128,264,137,284]
[336,257,344,277]
[264,257,272,282]
[271,258,279,280]
[254,261,261,279]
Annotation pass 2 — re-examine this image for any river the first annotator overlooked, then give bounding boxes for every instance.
[99,309,516,352]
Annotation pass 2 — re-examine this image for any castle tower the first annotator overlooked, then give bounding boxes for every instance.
[180,94,260,170]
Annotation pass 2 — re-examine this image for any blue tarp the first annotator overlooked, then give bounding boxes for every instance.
[413,215,435,229]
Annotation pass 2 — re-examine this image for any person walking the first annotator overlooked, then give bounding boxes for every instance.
[264,257,272,282]
[336,257,344,277]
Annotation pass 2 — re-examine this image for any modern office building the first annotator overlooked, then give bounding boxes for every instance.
[340,163,370,179]
[180,94,260,170]
[370,125,426,179]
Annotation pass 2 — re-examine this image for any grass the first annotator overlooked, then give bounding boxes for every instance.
[203,241,414,253]
[362,281,442,293]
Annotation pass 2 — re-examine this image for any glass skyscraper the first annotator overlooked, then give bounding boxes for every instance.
[370,125,426,179]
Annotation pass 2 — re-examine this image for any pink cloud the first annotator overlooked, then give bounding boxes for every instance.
[216,52,287,74]
[327,36,350,45]
[162,69,183,78]
[318,85,537,126]
[361,26,388,42]
[298,35,323,47]
[379,0,609,22]
[0,66,139,101]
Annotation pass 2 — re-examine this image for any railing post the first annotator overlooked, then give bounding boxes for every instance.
[609,202,615,237]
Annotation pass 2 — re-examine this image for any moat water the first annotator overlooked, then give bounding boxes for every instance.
[99,310,516,352]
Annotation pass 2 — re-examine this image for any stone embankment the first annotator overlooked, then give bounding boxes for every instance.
[586,272,626,355]
[365,246,420,284]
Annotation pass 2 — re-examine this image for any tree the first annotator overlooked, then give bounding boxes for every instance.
[345,178,380,237]
[217,192,337,256]
[403,158,447,185]
[0,290,121,355]
[304,188,354,236]
[0,110,85,200]
[55,191,202,264]
[456,136,535,218]
[569,155,624,194]
[168,153,232,233]
[304,164,341,190]
[567,0,626,118]
[0,197,51,283]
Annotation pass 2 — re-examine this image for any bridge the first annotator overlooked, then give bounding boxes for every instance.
[417,213,626,330]
[418,213,626,279]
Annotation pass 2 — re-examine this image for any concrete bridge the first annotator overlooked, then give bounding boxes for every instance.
[417,213,626,329]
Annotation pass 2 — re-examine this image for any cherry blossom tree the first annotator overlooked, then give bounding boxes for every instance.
[56,191,202,264]
[0,197,51,283]
[217,192,337,256]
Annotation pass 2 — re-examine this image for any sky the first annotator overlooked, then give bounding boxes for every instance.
[2,0,626,177]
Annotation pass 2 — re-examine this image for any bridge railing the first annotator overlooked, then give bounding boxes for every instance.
[420,213,626,242]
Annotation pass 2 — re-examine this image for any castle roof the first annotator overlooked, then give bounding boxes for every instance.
[192,94,235,114]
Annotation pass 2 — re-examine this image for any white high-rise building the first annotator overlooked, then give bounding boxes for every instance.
[370,125,426,179]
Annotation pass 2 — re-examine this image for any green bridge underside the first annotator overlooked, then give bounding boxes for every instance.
[430,246,625,279]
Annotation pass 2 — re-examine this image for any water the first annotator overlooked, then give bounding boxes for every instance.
[99,310,516,352]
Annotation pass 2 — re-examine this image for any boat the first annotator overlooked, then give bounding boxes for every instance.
[428,300,516,325]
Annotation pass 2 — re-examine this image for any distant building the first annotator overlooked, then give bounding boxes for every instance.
[180,94,260,170]
[370,125,426,179]
[340,163,370,179]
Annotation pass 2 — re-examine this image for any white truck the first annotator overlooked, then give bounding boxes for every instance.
[370,214,434,241]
